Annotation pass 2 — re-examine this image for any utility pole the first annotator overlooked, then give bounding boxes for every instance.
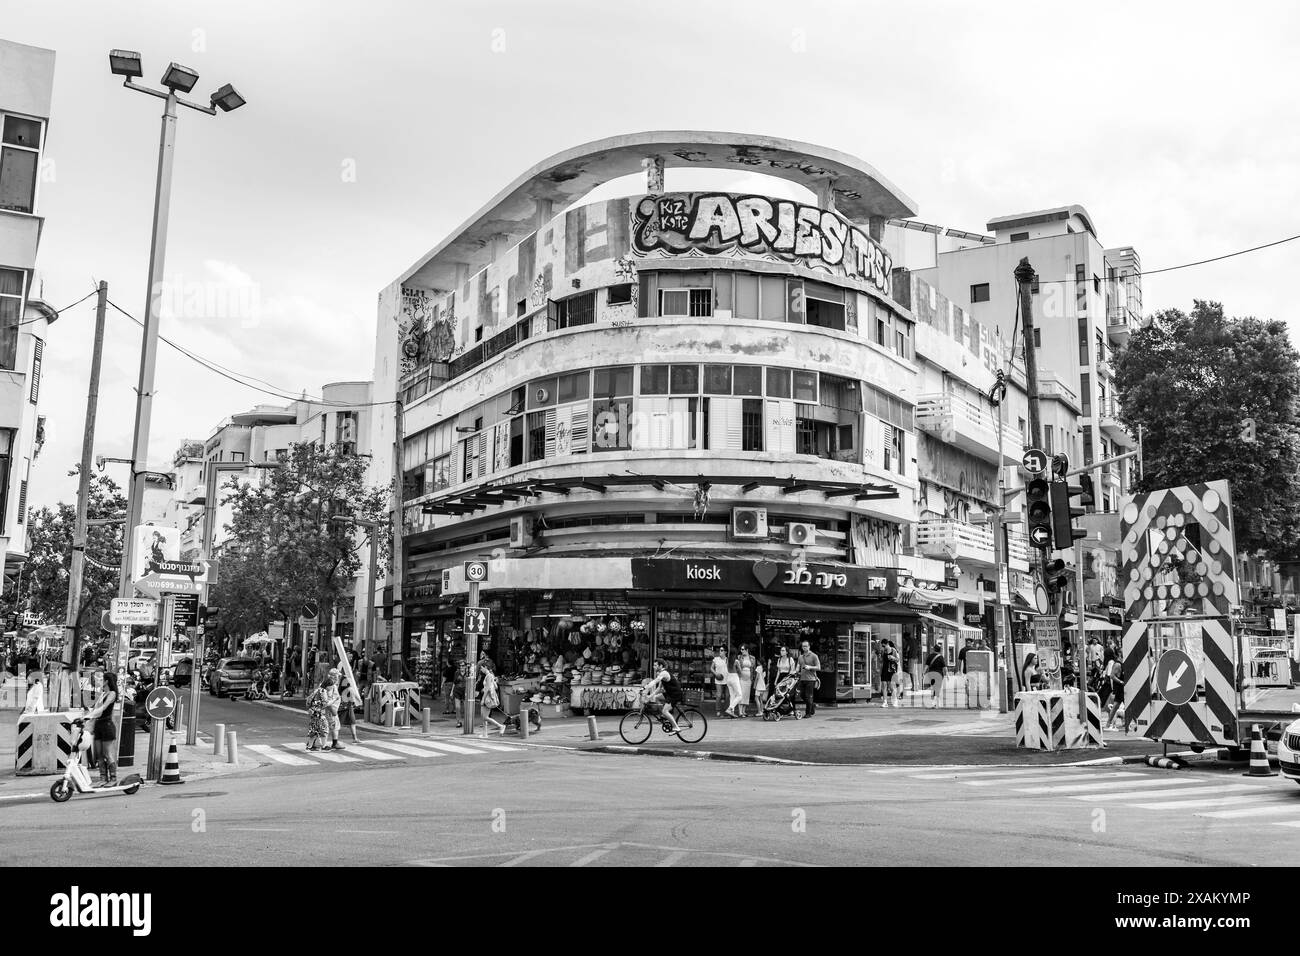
[1014,257,1042,450]
[63,281,108,704]
[391,398,405,676]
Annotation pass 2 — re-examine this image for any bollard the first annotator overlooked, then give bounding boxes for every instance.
[225,730,238,765]
[175,697,185,736]
[421,708,431,734]
[519,708,530,740]
[213,723,226,757]
[586,715,599,740]
[386,697,396,728]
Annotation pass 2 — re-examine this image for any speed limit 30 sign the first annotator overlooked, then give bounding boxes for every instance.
[464,561,489,583]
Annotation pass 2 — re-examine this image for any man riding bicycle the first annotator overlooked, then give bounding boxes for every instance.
[644,658,684,735]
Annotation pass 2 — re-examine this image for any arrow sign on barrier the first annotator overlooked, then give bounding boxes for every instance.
[1156,648,1197,706]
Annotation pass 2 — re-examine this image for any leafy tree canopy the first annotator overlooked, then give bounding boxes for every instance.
[1113,300,1300,561]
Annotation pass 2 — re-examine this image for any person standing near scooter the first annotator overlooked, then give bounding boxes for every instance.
[84,671,119,787]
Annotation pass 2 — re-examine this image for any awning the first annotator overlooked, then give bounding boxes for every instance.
[625,589,745,610]
[898,586,959,609]
[916,612,983,637]
[749,593,918,623]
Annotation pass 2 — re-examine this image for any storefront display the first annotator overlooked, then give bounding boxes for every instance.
[654,608,730,699]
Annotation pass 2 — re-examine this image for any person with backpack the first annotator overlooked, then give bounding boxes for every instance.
[880,639,902,707]
[924,644,948,709]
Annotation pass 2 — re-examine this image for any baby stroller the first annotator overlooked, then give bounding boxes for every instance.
[763,672,801,721]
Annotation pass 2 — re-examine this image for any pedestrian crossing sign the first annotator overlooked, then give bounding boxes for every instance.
[464,606,490,635]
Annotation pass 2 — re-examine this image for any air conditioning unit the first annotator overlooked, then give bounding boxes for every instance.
[731,507,768,540]
[787,522,816,546]
[510,515,534,549]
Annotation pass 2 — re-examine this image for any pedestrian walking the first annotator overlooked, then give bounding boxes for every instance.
[753,660,767,712]
[710,645,729,717]
[441,660,458,715]
[880,639,902,707]
[796,640,820,718]
[1103,659,1129,732]
[723,657,744,718]
[338,673,361,744]
[305,681,331,751]
[322,670,344,750]
[924,645,947,708]
[22,669,45,714]
[478,660,505,737]
[772,644,796,693]
[84,671,118,787]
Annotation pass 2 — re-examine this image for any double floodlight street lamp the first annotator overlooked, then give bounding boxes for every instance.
[107,48,246,614]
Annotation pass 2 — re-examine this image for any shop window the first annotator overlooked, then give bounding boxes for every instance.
[793,370,818,404]
[703,364,732,395]
[593,365,633,398]
[0,115,40,214]
[641,364,669,394]
[732,365,762,396]
[607,283,633,306]
[766,367,791,399]
[0,267,23,370]
[670,364,699,394]
[741,399,764,452]
[970,283,990,303]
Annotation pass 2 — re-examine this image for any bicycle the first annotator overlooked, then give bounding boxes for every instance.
[619,693,708,745]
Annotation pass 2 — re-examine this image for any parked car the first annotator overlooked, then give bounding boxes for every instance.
[1279,717,1300,787]
[209,657,257,698]
[170,655,194,688]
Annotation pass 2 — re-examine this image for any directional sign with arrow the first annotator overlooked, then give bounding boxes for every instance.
[1029,526,1052,548]
[1155,648,1197,706]
[144,685,178,721]
[463,606,490,636]
[1022,448,1048,475]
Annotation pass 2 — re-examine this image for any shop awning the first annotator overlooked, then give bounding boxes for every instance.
[625,589,745,610]
[916,612,983,637]
[749,593,918,623]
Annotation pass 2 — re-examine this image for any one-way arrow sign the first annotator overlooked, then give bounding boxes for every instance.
[1155,648,1197,706]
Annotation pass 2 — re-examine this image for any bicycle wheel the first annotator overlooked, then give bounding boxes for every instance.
[674,708,708,744]
[619,710,653,745]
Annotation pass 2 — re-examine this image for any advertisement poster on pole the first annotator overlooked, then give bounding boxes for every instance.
[131,525,180,581]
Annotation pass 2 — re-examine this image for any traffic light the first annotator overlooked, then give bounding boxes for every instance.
[1044,558,1068,596]
[1049,478,1089,548]
[1026,477,1054,550]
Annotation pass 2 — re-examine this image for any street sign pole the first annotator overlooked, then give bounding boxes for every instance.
[188,621,203,746]
[1075,537,1090,736]
[463,578,479,738]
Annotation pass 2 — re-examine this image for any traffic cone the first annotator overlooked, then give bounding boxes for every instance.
[1243,725,1277,777]
[158,734,185,785]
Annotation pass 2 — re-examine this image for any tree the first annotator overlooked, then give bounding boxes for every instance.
[3,471,126,649]
[1113,300,1300,560]
[215,442,389,659]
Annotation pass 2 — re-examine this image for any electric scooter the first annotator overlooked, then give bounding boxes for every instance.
[49,717,143,802]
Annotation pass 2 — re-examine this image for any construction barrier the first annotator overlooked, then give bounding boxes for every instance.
[15,711,76,775]
[1064,691,1105,748]
[1014,691,1103,750]
[367,681,418,727]
[1014,692,1054,750]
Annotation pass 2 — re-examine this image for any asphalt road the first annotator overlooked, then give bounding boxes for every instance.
[3,737,1298,866]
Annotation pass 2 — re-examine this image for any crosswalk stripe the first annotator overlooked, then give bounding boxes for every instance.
[912,769,1077,780]
[295,747,361,763]
[409,740,495,756]
[1067,784,1260,802]
[247,745,316,766]
[368,741,448,758]
[464,740,520,752]
[1013,776,1197,795]
[1130,793,1294,810]
[568,848,615,867]
[1196,804,1300,820]
[963,772,1143,787]
[333,744,401,761]
[390,736,505,754]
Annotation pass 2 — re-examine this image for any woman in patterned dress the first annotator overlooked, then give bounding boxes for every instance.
[306,679,331,751]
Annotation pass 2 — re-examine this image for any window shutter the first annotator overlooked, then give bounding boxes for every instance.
[709,397,743,451]
[544,408,557,458]
[861,416,883,470]
[633,397,670,450]
[17,480,26,523]
[668,398,693,449]
[476,433,488,478]
[494,423,509,472]
[765,400,796,456]
[451,442,464,485]
[570,406,589,453]
[30,339,43,404]
[555,403,573,456]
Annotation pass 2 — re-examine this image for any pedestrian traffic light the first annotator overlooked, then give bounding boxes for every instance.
[1026,477,1054,550]
[1044,558,1068,595]
[1051,453,1070,479]
[1049,478,1089,548]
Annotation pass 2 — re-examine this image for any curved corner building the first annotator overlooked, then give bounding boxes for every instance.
[375,131,966,707]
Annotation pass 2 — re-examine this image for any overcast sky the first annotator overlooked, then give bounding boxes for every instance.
[7,0,1299,512]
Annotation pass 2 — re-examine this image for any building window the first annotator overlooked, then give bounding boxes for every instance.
[1080,372,1092,417]
[970,283,990,303]
[795,407,816,455]
[230,451,245,462]
[607,284,633,306]
[792,370,819,404]
[29,338,42,403]
[703,364,732,395]
[895,329,906,355]
[804,281,845,331]
[0,267,24,370]
[474,327,484,342]
[883,426,905,474]
[1094,274,1101,295]
[0,115,41,215]
[1033,328,1041,349]
[516,299,527,317]
[732,365,762,396]
[1010,232,1029,242]
[1078,317,1089,366]
[741,399,764,452]
[1031,275,1040,294]
[526,412,547,463]
[550,291,596,329]
[766,368,791,399]
[641,365,668,394]
[335,410,357,452]
[670,364,699,394]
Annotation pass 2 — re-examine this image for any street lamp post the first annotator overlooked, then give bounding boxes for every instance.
[105,50,245,718]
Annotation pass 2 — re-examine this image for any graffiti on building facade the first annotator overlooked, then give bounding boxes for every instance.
[631,192,892,295]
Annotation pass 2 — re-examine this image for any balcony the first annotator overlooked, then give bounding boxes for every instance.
[1106,307,1132,346]
[915,394,1024,464]
[1098,398,1135,448]
[1035,368,1080,412]
[916,519,995,567]
[1095,347,1114,379]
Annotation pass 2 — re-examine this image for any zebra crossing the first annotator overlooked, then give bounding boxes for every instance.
[873,765,1300,828]
[244,735,521,770]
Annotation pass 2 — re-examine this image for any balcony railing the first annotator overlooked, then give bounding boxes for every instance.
[915,394,1023,464]
[1098,397,1135,447]
[1035,367,1079,410]
[1006,529,1030,573]
[915,519,995,566]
